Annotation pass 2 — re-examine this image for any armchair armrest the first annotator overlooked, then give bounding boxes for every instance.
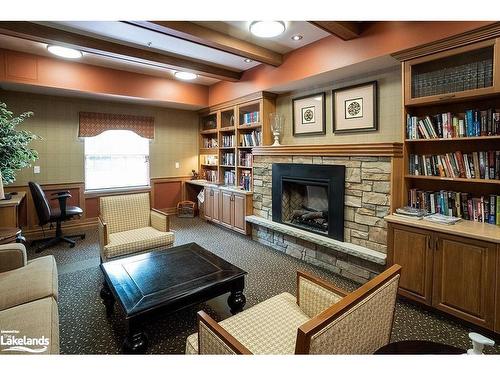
[150,208,171,232]
[98,216,109,249]
[51,191,70,196]
[0,243,27,273]
[50,193,71,216]
[297,271,348,318]
[197,311,252,354]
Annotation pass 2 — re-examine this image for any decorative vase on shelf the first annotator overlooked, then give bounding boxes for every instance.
[269,113,284,147]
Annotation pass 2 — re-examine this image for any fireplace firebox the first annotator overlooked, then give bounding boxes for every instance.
[272,163,345,241]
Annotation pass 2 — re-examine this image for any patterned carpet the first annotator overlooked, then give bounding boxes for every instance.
[27,217,499,354]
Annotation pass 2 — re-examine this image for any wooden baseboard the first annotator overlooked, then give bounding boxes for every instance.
[24,218,98,240]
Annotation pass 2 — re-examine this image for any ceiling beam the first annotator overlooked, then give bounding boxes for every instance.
[0,21,242,82]
[309,21,362,41]
[126,21,283,67]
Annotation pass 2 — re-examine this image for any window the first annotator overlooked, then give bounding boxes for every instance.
[84,130,150,191]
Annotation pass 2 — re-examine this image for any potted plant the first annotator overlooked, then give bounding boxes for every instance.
[0,101,39,199]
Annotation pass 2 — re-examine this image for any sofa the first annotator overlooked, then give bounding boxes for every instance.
[0,243,59,354]
[98,193,175,262]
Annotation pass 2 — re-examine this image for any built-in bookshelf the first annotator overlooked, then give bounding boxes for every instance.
[198,92,276,191]
[402,37,500,227]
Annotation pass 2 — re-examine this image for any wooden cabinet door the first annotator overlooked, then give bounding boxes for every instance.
[496,246,500,334]
[204,188,212,220]
[432,233,496,329]
[212,189,220,223]
[387,223,433,305]
[221,191,233,228]
[233,193,246,232]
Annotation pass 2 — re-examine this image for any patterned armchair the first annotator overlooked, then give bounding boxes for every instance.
[185,264,401,355]
[98,193,174,262]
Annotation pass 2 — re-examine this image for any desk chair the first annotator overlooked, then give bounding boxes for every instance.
[29,182,85,253]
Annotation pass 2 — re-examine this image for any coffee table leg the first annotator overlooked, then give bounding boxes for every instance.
[100,281,115,317]
[228,289,246,315]
[123,319,148,354]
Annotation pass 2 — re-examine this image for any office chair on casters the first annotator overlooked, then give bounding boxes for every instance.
[29,182,85,253]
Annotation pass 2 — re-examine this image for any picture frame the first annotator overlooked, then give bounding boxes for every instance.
[292,92,326,136]
[332,81,378,133]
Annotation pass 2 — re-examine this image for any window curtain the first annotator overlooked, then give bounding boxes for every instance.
[78,112,155,139]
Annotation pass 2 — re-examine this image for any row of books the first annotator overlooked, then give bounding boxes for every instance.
[201,155,218,166]
[203,170,217,183]
[240,130,262,147]
[411,57,493,98]
[241,111,260,125]
[224,170,235,186]
[406,109,500,139]
[202,137,218,148]
[221,152,235,166]
[408,188,500,225]
[409,151,500,180]
[221,134,235,148]
[240,170,252,191]
[239,151,252,167]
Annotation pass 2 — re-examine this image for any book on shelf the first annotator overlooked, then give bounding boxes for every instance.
[240,130,262,147]
[423,213,461,225]
[409,151,500,180]
[221,152,235,166]
[408,188,500,225]
[406,108,500,139]
[238,150,252,167]
[202,137,218,148]
[221,134,235,148]
[224,170,236,185]
[242,111,260,125]
[203,169,217,183]
[240,170,252,191]
[395,206,428,218]
[202,155,218,166]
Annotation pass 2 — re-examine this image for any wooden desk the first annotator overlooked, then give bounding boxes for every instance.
[0,192,26,228]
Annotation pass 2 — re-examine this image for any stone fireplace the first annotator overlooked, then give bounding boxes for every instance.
[245,144,402,284]
[272,163,345,241]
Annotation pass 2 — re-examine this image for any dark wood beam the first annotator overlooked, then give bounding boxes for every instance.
[126,21,283,67]
[309,21,362,41]
[0,21,242,82]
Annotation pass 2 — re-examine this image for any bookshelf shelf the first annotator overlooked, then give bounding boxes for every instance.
[405,175,500,185]
[198,92,276,190]
[405,135,500,143]
[237,166,252,169]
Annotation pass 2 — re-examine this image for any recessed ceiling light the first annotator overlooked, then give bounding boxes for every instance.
[244,58,253,63]
[249,21,286,38]
[174,71,198,81]
[291,34,303,41]
[47,45,83,59]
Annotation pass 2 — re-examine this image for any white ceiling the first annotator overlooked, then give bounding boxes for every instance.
[196,21,330,54]
[0,34,219,85]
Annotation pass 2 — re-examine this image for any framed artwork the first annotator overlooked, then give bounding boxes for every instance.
[292,92,326,136]
[332,81,378,133]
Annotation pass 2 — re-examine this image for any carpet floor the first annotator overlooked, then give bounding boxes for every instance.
[27,217,499,354]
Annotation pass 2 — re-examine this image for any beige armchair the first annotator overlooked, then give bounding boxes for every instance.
[186,264,401,355]
[0,243,59,354]
[98,192,175,262]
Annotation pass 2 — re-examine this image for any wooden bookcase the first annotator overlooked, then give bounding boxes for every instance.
[401,37,500,223]
[389,34,500,334]
[198,91,276,191]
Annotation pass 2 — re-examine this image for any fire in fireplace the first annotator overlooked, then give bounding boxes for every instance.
[272,163,345,241]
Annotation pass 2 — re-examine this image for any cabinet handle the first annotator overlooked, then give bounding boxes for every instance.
[438,94,455,100]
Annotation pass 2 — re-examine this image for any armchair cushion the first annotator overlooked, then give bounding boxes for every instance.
[100,193,150,234]
[186,292,309,355]
[104,227,174,260]
[0,297,59,354]
[0,255,58,311]
[0,243,27,273]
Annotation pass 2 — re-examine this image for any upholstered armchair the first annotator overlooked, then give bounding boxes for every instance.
[98,193,175,262]
[186,264,401,355]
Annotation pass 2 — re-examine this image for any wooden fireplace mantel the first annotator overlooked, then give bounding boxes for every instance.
[252,143,403,157]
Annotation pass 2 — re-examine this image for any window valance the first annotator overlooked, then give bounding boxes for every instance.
[78,112,155,139]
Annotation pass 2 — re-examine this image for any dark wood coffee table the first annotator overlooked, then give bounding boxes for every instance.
[99,242,247,353]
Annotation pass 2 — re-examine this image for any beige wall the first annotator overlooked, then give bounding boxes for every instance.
[277,67,402,145]
[1,90,199,187]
